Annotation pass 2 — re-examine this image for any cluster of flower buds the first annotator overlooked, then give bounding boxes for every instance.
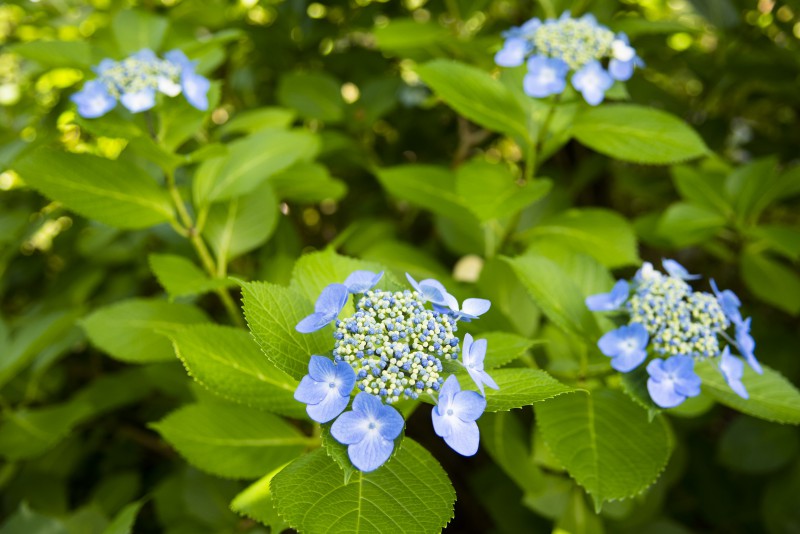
[586,260,761,408]
[495,12,642,105]
[71,49,210,118]
[294,271,498,472]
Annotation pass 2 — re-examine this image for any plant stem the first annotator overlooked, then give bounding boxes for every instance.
[531,94,561,176]
[165,170,244,327]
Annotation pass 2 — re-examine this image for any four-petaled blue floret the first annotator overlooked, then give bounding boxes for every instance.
[295,269,496,472]
[330,392,404,472]
[432,375,486,456]
[71,48,211,118]
[587,259,762,408]
[294,355,356,423]
[495,12,642,105]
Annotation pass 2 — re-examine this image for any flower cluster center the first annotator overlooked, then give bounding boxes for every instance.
[627,274,729,358]
[332,289,459,403]
[98,56,181,98]
[532,17,615,70]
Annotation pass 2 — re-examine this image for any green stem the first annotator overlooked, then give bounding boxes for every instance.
[165,171,244,327]
[531,94,561,176]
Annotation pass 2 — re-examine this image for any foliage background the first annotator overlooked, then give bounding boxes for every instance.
[1,0,800,532]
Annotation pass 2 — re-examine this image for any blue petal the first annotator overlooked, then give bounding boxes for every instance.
[586,279,629,311]
[646,358,668,381]
[352,390,384,416]
[334,361,356,395]
[523,55,568,98]
[431,405,453,437]
[438,374,461,404]
[467,367,486,395]
[609,58,634,81]
[294,375,328,404]
[647,377,686,408]
[494,37,529,67]
[132,49,157,62]
[611,348,647,373]
[460,298,491,318]
[164,49,194,69]
[662,259,701,280]
[467,336,487,366]
[735,318,762,374]
[315,283,349,315]
[120,88,156,113]
[453,390,486,421]
[295,311,336,333]
[181,71,211,111]
[480,370,499,392]
[71,80,116,119]
[344,270,383,293]
[330,410,367,445]
[442,418,480,456]
[307,390,349,423]
[377,404,404,441]
[347,432,394,472]
[307,355,336,382]
[571,61,613,106]
[720,347,749,399]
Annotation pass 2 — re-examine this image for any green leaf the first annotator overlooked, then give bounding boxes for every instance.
[455,160,551,222]
[101,501,143,534]
[112,10,169,55]
[536,389,672,510]
[241,281,331,380]
[203,181,279,262]
[504,254,600,340]
[169,324,303,418]
[218,107,296,137]
[572,105,708,164]
[0,503,69,534]
[374,165,468,221]
[14,149,174,229]
[474,368,577,412]
[521,208,640,269]
[481,332,538,369]
[479,412,545,494]
[718,416,799,474]
[193,129,319,204]
[271,439,454,533]
[269,162,347,203]
[740,249,800,315]
[149,254,234,297]
[290,249,392,304]
[695,359,800,424]
[151,402,313,479]
[747,225,800,261]
[724,157,781,225]
[81,299,209,363]
[416,59,531,143]
[277,71,345,123]
[671,165,731,216]
[230,465,289,531]
[656,202,726,247]
[10,40,91,68]
[374,18,451,56]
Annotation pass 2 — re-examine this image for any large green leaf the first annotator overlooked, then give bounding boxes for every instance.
[271,439,454,533]
[269,161,347,203]
[724,157,784,225]
[290,249,392,304]
[149,254,234,297]
[241,281,331,380]
[671,165,731,216]
[112,10,169,54]
[455,160,551,222]
[521,208,640,269]
[10,40,92,68]
[203,181,279,262]
[416,59,531,143]
[14,149,174,229]
[471,368,577,412]
[535,389,672,510]
[101,501,143,534]
[718,416,799,474]
[193,129,319,204]
[81,299,209,363]
[374,165,469,222]
[230,466,288,532]
[479,412,545,494]
[481,332,539,369]
[572,105,708,164]
[504,255,600,340]
[169,324,302,418]
[218,107,296,137]
[277,71,345,123]
[656,202,726,247]
[695,359,800,424]
[151,402,313,479]
[740,249,800,315]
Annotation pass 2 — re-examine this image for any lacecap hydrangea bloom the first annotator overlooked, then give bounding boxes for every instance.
[71,49,210,119]
[495,12,642,105]
[294,270,497,472]
[586,259,761,408]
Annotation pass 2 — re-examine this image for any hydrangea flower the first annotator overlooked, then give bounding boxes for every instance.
[598,323,649,372]
[587,259,761,408]
[296,269,496,471]
[331,392,404,472]
[71,48,211,118]
[495,12,641,105]
[460,333,498,395]
[295,283,348,333]
[432,375,486,456]
[646,355,702,408]
[294,356,355,423]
